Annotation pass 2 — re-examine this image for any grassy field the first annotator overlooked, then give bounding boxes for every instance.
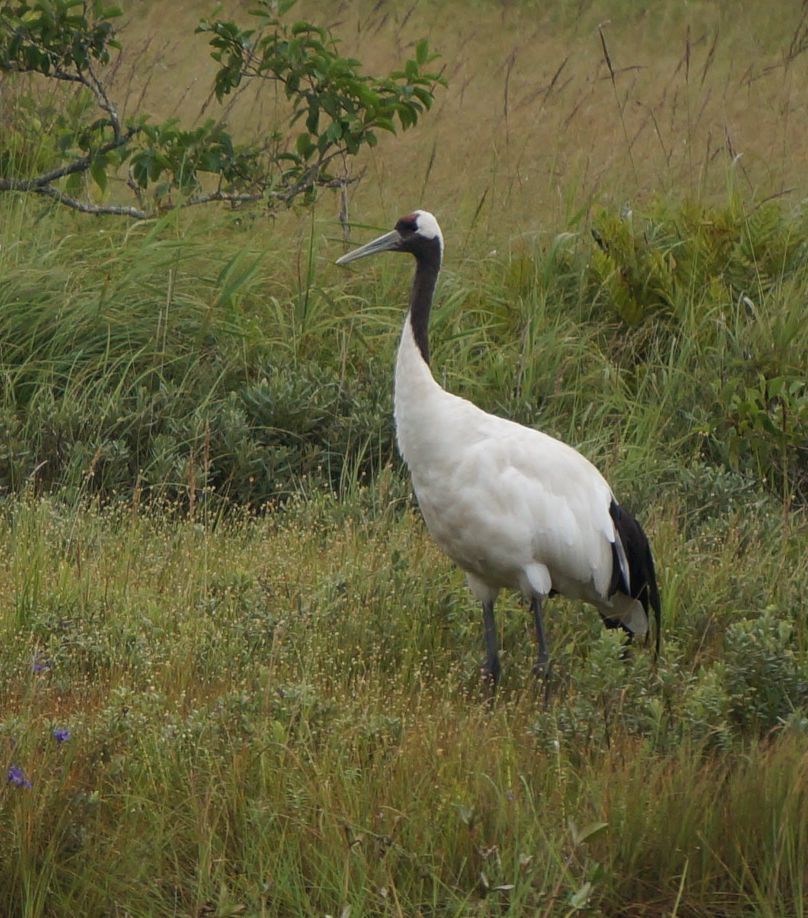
[1,1,808,915]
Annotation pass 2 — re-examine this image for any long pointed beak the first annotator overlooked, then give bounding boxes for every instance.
[336,229,402,266]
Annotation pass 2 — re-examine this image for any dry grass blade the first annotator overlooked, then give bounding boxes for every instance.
[598,23,639,184]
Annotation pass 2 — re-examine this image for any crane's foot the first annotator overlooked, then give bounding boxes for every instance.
[481,654,501,689]
[532,657,553,705]
[532,655,551,680]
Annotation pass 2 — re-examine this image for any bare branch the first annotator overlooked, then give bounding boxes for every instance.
[182,190,264,208]
[0,178,268,219]
[50,67,86,84]
[11,182,149,218]
[84,59,123,142]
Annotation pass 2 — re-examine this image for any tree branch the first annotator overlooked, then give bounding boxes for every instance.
[183,190,264,208]
[11,129,138,189]
[22,183,148,218]
[84,58,123,142]
[0,179,266,218]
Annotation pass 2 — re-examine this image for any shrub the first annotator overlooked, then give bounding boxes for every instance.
[722,609,808,734]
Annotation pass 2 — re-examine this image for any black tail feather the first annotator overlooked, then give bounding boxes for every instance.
[608,500,662,658]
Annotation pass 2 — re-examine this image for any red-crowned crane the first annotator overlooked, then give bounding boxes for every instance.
[337,210,661,685]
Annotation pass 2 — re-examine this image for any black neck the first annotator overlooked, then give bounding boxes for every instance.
[408,239,442,366]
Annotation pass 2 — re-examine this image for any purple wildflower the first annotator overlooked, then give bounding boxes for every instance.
[52,727,71,743]
[31,654,51,674]
[7,765,32,789]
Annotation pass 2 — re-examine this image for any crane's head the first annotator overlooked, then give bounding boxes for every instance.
[336,210,444,267]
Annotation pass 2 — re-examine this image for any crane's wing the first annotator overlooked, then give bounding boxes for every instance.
[608,501,662,655]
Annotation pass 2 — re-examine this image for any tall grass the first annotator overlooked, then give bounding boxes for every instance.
[1,188,805,508]
[0,203,403,504]
[2,1,808,915]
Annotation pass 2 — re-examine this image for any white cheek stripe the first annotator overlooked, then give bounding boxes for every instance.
[414,210,444,251]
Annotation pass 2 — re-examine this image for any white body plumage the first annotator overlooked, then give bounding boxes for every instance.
[394,317,646,634]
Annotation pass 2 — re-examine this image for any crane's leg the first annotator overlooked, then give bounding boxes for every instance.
[530,594,550,679]
[481,599,501,687]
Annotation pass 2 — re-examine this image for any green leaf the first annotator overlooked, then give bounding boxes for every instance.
[568,819,608,846]
[305,100,319,134]
[90,154,108,192]
[415,38,429,66]
[324,121,342,143]
[65,170,83,196]
[569,881,593,910]
[131,157,148,189]
[295,133,314,158]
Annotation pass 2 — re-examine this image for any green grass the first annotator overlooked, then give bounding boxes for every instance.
[2,0,808,914]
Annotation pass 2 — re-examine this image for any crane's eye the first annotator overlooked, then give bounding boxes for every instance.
[395,214,419,236]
